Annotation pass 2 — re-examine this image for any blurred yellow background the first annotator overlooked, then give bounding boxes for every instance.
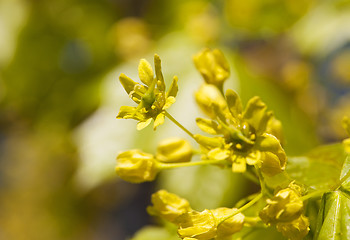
[1,0,350,239]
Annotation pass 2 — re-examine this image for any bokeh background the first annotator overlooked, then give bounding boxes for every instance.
[1,0,350,239]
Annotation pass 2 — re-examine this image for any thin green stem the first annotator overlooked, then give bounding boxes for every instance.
[164,111,195,140]
[300,190,326,201]
[218,192,263,226]
[243,171,260,185]
[157,159,227,170]
[254,165,270,197]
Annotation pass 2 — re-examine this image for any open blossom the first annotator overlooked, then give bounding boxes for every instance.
[117,54,178,130]
[259,186,304,224]
[194,85,286,176]
[260,184,310,240]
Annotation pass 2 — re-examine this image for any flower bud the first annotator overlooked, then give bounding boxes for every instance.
[211,208,244,237]
[156,138,193,163]
[255,134,286,177]
[147,190,191,223]
[259,187,303,224]
[276,215,310,240]
[193,48,230,88]
[115,149,159,183]
[195,83,227,119]
[176,209,217,240]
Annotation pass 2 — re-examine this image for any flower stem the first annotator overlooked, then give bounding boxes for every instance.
[165,111,195,140]
[300,190,326,201]
[218,192,263,226]
[157,159,227,170]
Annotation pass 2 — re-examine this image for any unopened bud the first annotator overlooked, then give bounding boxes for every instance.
[115,149,159,183]
[156,138,193,163]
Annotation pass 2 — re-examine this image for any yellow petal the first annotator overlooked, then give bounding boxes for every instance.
[163,96,176,110]
[167,76,178,98]
[196,118,222,135]
[208,148,230,160]
[138,58,154,86]
[154,54,165,91]
[153,113,165,130]
[232,156,246,172]
[137,118,152,130]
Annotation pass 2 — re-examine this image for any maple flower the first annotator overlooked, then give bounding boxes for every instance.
[117,54,178,130]
[259,186,304,224]
[194,85,286,176]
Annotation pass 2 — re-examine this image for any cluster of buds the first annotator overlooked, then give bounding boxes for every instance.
[259,183,310,240]
[148,190,245,240]
[115,138,192,183]
[114,50,314,240]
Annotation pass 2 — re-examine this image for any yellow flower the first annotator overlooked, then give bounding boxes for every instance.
[276,215,310,240]
[115,149,159,183]
[211,208,245,238]
[259,186,304,224]
[147,190,192,223]
[194,88,286,176]
[156,138,193,163]
[117,54,178,130]
[176,209,217,240]
[193,48,230,89]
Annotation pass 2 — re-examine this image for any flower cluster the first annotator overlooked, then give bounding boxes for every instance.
[116,54,178,130]
[194,84,286,176]
[148,190,245,240]
[259,183,310,240]
[114,50,318,240]
[193,49,286,176]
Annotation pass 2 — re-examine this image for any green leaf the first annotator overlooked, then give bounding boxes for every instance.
[314,191,350,240]
[340,155,350,191]
[286,144,347,191]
